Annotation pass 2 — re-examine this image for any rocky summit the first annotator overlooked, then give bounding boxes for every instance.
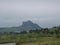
[0,20,41,33]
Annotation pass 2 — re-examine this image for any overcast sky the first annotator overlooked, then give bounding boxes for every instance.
[0,0,60,28]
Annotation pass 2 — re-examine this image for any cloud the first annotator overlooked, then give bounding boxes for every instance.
[0,0,60,27]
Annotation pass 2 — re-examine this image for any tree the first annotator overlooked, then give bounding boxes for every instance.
[20,31,27,34]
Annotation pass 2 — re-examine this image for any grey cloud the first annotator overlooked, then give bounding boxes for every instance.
[0,0,60,27]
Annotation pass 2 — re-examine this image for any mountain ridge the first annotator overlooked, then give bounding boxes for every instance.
[0,20,41,33]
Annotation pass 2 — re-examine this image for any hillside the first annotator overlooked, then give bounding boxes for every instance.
[0,20,41,33]
[0,25,60,45]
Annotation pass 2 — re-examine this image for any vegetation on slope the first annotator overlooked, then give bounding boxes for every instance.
[0,25,60,45]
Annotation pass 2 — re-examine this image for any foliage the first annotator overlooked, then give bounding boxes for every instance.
[0,25,60,45]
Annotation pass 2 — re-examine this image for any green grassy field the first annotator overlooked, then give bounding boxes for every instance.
[21,37,60,45]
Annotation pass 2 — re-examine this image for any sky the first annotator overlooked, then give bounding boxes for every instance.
[0,0,60,28]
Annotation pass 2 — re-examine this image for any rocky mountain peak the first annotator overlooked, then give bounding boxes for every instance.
[20,20,41,30]
[0,20,41,32]
[22,20,34,26]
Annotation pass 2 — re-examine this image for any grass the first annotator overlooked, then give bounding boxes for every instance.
[21,37,60,45]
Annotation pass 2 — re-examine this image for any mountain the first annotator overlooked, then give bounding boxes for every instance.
[0,20,41,33]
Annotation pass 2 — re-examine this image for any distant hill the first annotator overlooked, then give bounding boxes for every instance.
[0,20,41,33]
